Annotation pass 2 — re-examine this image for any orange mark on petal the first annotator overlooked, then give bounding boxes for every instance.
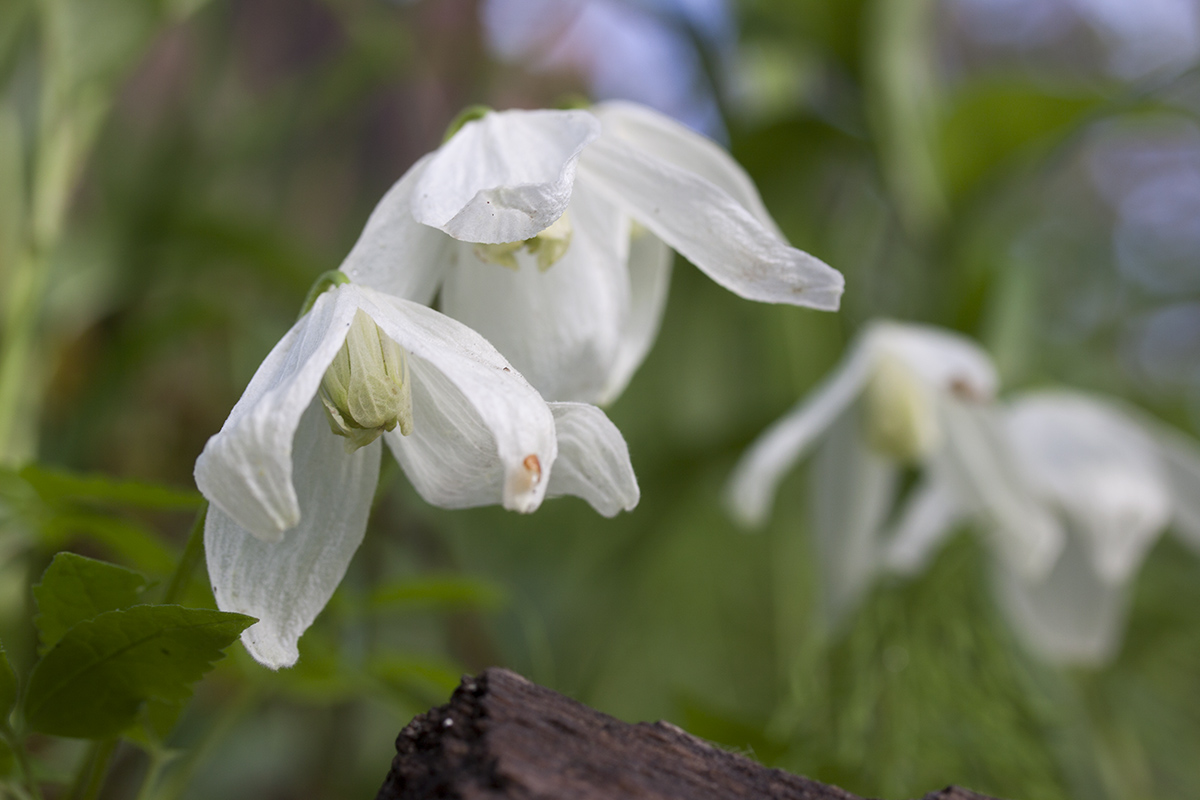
[523,454,542,485]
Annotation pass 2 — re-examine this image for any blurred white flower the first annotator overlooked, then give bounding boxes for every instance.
[885,391,1200,664]
[194,280,639,669]
[725,321,1062,623]
[345,102,844,404]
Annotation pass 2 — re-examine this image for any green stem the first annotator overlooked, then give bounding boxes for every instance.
[132,748,174,800]
[1,724,43,800]
[68,738,117,800]
[161,502,208,605]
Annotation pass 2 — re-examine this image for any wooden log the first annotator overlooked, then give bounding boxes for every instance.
[375,667,1003,800]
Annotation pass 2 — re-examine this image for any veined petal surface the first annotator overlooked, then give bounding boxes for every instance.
[577,135,844,311]
[441,181,630,402]
[599,227,673,405]
[205,403,381,669]
[592,101,784,238]
[356,287,558,513]
[545,402,639,516]
[194,288,360,541]
[414,109,601,244]
[341,154,453,305]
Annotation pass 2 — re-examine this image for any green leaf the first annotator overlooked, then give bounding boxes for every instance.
[20,465,202,512]
[40,512,178,575]
[367,575,507,613]
[33,553,148,653]
[0,643,17,721]
[940,79,1102,199]
[22,605,254,739]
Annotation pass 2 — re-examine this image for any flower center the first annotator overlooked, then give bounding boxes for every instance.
[474,211,573,272]
[862,354,940,462]
[319,309,414,451]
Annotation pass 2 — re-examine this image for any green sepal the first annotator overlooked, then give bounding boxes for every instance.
[442,104,493,143]
[297,269,350,321]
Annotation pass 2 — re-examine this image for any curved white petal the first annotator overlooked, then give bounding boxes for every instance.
[440,181,630,403]
[1005,392,1170,583]
[994,529,1127,665]
[205,403,381,669]
[882,470,966,575]
[810,411,898,626]
[194,288,360,541]
[340,154,453,305]
[413,109,601,244]
[591,101,784,238]
[938,398,1065,579]
[599,228,674,405]
[1136,412,1200,553]
[869,321,998,400]
[577,136,844,311]
[725,336,874,527]
[545,402,639,516]
[355,287,558,513]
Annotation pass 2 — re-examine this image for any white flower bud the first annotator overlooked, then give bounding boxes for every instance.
[862,353,940,462]
[319,309,413,451]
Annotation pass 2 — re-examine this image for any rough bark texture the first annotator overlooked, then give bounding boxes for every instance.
[375,667,1004,800]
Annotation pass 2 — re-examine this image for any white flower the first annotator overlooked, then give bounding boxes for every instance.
[725,320,1063,623]
[341,102,844,404]
[884,390,1200,664]
[194,281,639,669]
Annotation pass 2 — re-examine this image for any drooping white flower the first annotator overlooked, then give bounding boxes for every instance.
[194,281,639,669]
[725,320,1063,623]
[342,102,844,404]
[883,390,1200,664]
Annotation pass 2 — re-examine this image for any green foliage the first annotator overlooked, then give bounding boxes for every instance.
[19,465,203,512]
[0,643,16,722]
[22,604,253,739]
[368,574,506,613]
[33,552,148,652]
[940,80,1103,201]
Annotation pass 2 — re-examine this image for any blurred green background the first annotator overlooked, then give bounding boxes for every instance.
[2,0,1200,797]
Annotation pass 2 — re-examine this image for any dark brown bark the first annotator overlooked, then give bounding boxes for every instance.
[375,667,1004,800]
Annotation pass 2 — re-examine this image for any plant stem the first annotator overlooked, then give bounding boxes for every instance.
[1,724,43,800]
[68,738,117,800]
[161,502,208,605]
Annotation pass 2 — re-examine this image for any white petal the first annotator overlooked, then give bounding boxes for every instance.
[545,402,639,516]
[994,530,1127,665]
[340,154,453,305]
[1005,392,1170,583]
[413,109,601,244]
[577,137,844,310]
[353,286,558,513]
[194,287,360,541]
[809,410,898,626]
[205,403,381,669]
[440,180,630,402]
[1135,411,1200,553]
[938,398,1065,578]
[881,470,966,575]
[725,336,874,527]
[591,101,785,238]
[868,321,998,400]
[598,228,674,405]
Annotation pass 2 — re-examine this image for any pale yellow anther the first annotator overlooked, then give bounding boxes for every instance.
[473,212,573,272]
[319,309,414,451]
[862,354,940,462]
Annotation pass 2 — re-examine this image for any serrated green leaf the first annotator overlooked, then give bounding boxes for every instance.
[0,643,17,721]
[33,553,148,653]
[23,605,254,739]
[367,575,507,613]
[20,465,202,512]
